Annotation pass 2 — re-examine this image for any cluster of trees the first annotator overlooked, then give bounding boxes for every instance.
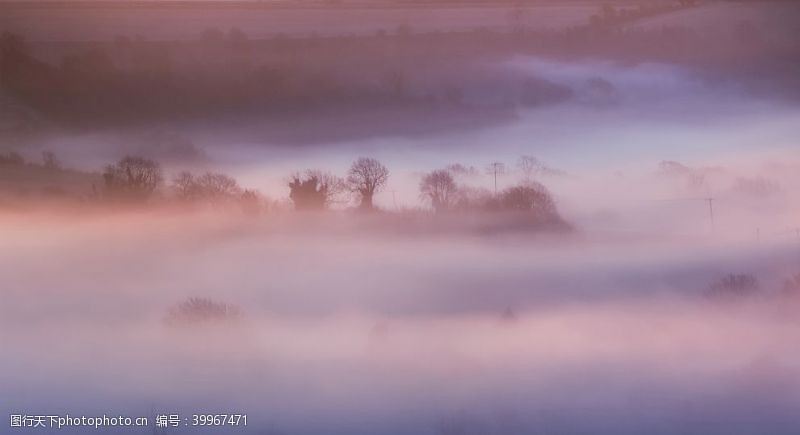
[287,157,389,211]
[0,151,25,166]
[3,149,566,224]
[99,155,261,211]
[287,155,564,225]
[92,153,564,223]
[0,150,61,169]
[706,272,800,301]
[419,169,556,216]
[588,2,695,29]
[5,4,791,131]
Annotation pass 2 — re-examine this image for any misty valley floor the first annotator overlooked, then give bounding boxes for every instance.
[1,212,799,435]
[2,1,800,434]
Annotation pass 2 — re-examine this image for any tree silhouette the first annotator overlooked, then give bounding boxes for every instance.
[347,157,389,211]
[707,274,759,300]
[172,171,243,204]
[288,170,345,211]
[41,151,60,170]
[165,297,242,326]
[420,169,457,212]
[102,156,162,201]
[499,183,556,215]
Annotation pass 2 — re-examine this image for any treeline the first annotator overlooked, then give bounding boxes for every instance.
[0,151,568,229]
[3,3,795,129]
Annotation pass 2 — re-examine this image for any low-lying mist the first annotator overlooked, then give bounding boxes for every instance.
[2,2,800,434]
[2,210,800,434]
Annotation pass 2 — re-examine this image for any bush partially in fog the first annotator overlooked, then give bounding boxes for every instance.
[783,274,800,299]
[706,274,759,300]
[164,297,243,326]
[498,183,556,214]
[0,151,25,166]
[732,176,780,198]
[41,151,60,170]
[102,156,163,202]
[288,170,346,211]
[455,182,559,216]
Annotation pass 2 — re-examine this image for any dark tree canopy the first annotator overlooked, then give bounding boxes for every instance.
[707,274,759,300]
[102,156,163,201]
[347,157,389,210]
[499,183,556,214]
[288,170,344,211]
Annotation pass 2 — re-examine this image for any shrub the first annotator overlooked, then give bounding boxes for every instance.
[783,273,800,298]
[0,151,24,165]
[706,274,759,299]
[165,297,243,326]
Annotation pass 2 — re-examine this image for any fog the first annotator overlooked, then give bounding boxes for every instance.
[2,212,800,434]
[2,1,800,434]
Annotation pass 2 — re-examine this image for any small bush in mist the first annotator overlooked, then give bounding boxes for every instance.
[164,297,243,326]
[102,155,163,202]
[783,274,800,299]
[240,189,265,215]
[706,274,759,300]
[499,183,556,214]
[41,151,60,170]
[0,151,25,166]
[732,176,780,197]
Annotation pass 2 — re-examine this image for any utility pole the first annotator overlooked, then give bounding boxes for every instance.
[390,190,398,210]
[487,162,504,195]
[706,197,715,233]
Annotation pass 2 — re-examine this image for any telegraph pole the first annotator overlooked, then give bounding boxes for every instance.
[706,197,715,233]
[487,162,504,195]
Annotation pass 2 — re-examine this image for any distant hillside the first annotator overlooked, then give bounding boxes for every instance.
[0,159,101,200]
[626,1,800,41]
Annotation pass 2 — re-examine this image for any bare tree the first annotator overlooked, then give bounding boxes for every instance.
[420,169,457,212]
[446,163,479,178]
[288,170,345,211]
[41,151,61,170]
[518,155,566,180]
[195,172,242,199]
[172,171,243,204]
[517,155,540,181]
[102,155,162,201]
[240,189,264,215]
[173,171,197,200]
[347,157,389,210]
